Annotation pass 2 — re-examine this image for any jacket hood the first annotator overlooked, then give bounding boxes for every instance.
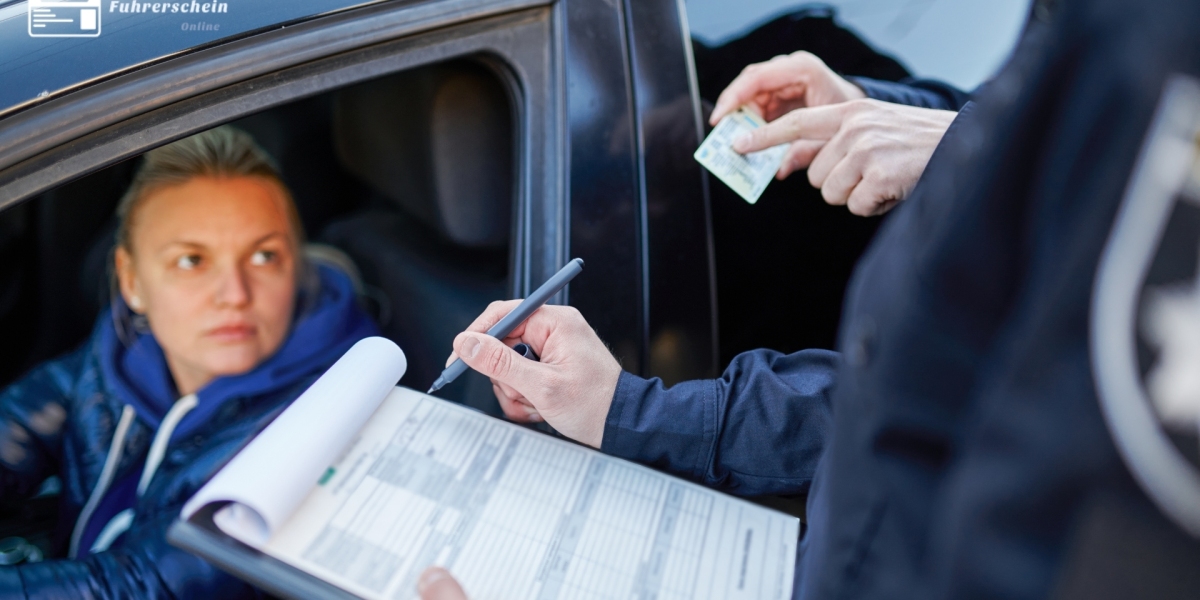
[94,264,380,442]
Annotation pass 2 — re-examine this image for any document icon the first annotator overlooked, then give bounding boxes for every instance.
[28,0,101,37]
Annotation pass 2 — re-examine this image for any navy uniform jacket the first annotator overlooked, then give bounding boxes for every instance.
[601,0,1200,598]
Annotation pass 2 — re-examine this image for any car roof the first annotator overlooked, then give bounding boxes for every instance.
[0,0,390,118]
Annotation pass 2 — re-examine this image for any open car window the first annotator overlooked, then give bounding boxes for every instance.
[0,55,525,416]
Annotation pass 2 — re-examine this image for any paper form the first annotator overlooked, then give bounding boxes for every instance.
[182,337,408,546]
[263,388,800,600]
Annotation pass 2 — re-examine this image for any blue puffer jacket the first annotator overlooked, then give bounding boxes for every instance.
[0,264,379,598]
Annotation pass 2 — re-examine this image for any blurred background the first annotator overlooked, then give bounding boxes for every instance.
[686,0,1032,90]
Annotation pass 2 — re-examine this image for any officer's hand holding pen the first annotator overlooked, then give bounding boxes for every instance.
[443,300,621,449]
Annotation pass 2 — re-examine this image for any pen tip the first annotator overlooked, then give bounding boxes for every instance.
[426,386,437,394]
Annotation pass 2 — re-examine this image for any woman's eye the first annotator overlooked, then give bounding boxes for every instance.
[176,254,201,270]
[251,250,277,266]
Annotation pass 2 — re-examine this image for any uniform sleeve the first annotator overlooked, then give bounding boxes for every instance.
[600,349,837,497]
[0,351,83,499]
[3,509,261,600]
[847,76,972,111]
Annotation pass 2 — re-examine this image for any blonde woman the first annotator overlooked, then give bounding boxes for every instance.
[0,126,378,597]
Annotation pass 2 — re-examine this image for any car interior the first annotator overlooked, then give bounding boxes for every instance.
[0,57,516,418]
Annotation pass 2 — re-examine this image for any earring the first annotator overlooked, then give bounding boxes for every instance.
[129,296,142,311]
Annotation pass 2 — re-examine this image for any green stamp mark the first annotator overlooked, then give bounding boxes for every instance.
[318,467,336,486]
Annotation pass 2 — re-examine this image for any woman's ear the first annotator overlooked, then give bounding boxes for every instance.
[114,247,143,313]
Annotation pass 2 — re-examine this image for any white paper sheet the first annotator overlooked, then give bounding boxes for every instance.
[262,387,800,600]
[181,336,407,546]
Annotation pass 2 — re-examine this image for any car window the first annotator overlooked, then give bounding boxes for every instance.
[0,58,516,415]
[684,0,1032,91]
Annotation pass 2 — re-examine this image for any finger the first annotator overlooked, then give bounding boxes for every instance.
[711,55,802,124]
[446,335,523,367]
[732,104,844,154]
[777,139,825,179]
[805,129,853,190]
[869,197,902,216]
[454,332,549,393]
[846,180,899,217]
[495,380,521,403]
[817,153,864,207]
[496,386,543,422]
[462,300,527,336]
[500,304,587,361]
[418,567,468,600]
[493,382,542,422]
[448,301,535,367]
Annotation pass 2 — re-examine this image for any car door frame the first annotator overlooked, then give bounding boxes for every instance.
[0,0,719,382]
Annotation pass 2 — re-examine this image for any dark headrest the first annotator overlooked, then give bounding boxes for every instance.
[332,61,513,249]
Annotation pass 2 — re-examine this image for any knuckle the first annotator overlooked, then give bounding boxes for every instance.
[854,135,883,154]
[807,165,823,187]
[845,98,873,113]
[485,345,513,379]
[844,118,866,136]
[562,305,584,323]
[822,187,847,205]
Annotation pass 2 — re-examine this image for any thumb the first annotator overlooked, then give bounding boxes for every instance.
[453,332,546,392]
[418,567,467,600]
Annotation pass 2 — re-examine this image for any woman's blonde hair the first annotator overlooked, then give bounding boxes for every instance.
[115,125,305,253]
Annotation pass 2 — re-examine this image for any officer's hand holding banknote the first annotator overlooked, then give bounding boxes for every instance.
[698,50,957,215]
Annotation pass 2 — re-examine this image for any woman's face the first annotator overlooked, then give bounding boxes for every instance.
[115,176,299,396]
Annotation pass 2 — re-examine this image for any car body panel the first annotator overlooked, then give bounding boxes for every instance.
[0,0,385,116]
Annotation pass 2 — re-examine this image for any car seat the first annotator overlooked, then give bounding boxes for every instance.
[320,59,513,415]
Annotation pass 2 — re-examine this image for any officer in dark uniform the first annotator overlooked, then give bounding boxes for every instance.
[419,0,1200,597]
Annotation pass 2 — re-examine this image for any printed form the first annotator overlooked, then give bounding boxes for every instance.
[264,388,799,600]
